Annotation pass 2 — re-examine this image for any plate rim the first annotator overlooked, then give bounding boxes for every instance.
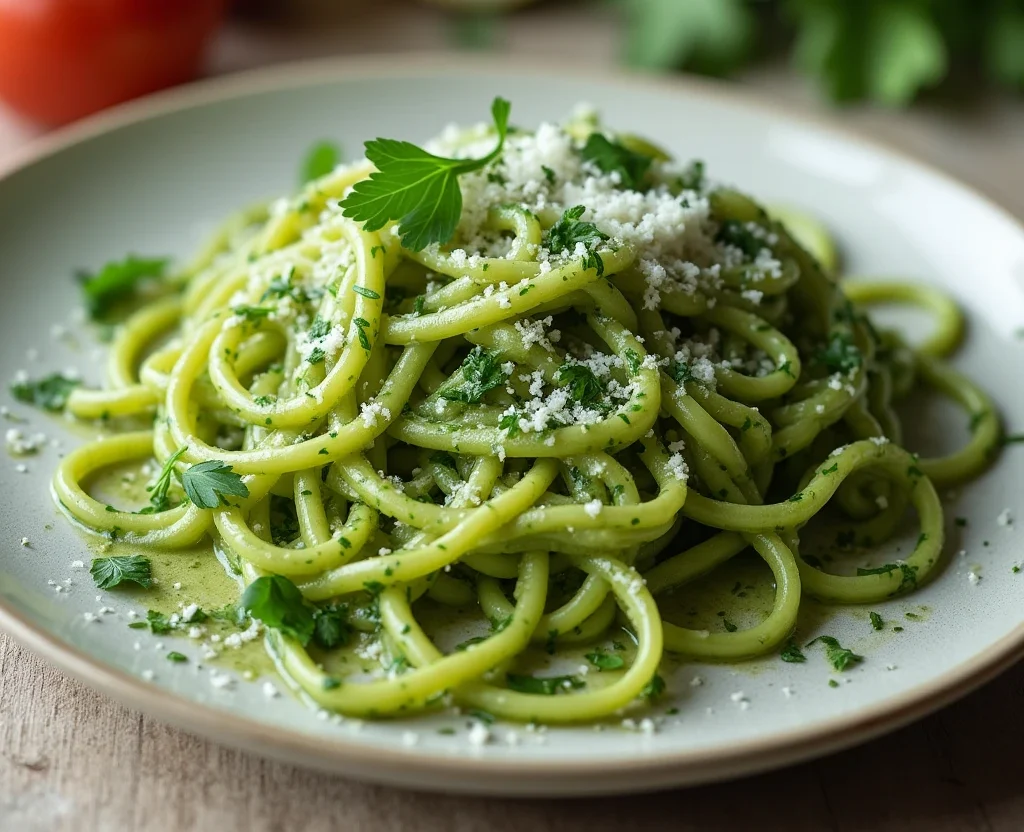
[2,52,1023,794]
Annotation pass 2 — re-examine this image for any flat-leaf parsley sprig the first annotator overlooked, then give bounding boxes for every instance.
[340,97,511,252]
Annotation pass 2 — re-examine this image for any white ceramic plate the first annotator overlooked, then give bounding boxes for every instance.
[2,56,1023,796]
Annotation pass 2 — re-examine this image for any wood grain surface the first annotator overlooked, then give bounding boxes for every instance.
[2,6,1023,830]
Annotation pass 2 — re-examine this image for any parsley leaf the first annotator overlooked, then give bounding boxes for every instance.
[545,205,610,276]
[556,363,604,406]
[506,673,584,695]
[77,255,169,319]
[439,347,507,404]
[340,97,511,251]
[808,635,863,672]
[240,575,315,646]
[180,460,249,509]
[90,555,153,590]
[780,639,807,663]
[166,651,188,663]
[300,140,342,184]
[498,411,522,437]
[584,649,625,671]
[308,315,331,339]
[869,611,884,631]
[139,446,187,514]
[10,373,80,412]
[579,133,653,190]
[147,610,174,634]
[715,219,765,258]
[818,332,862,373]
[312,604,350,650]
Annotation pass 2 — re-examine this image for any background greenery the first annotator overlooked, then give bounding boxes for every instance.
[623,0,1024,106]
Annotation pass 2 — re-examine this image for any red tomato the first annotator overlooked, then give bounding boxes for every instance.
[0,0,227,125]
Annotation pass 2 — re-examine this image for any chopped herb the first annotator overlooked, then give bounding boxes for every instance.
[623,348,642,375]
[676,159,705,191]
[579,132,653,190]
[232,305,273,322]
[138,446,187,514]
[438,346,506,403]
[322,676,342,690]
[828,679,839,688]
[541,165,556,185]
[498,411,522,437]
[240,575,315,646]
[455,635,489,651]
[545,205,610,276]
[808,635,863,672]
[353,317,372,351]
[312,604,350,650]
[506,673,583,695]
[352,285,381,300]
[308,315,331,339]
[723,619,738,633]
[869,611,884,631]
[253,395,275,407]
[780,639,806,663]
[715,220,765,258]
[307,347,326,365]
[146,610,174,635]
[856,562,918,594]
[90,555,153,590]
[166,651,188,663]
[556,363,604,405]
[641,673,666,701]
[127,621,148,630]
[181,460,249,509]
[818,332,862,373]
[300,140,341,183]
[10,373,80,412]
[584,649,625,671]
[77,255,169,319]
[340,97,511,251]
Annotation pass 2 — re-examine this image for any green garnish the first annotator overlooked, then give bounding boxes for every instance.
[584,649,625,671]
[89,555,153,590]
[641,673,666,701]
[181,460,249,509]
[506,673,584,695]
[240,574,315,646]
[300,140,341,184]
[715,219,765,258]
[312,604,350,650]
[77,255,169,319]
[498,411,522,437]
[556,363,604,406]
[438,346,506,404]
[308,315,331,339]
[232,305,273,322]
[818,332,862,373]
[139,446,187,514]
[869,611,884,631]
[146,610,174,635]
[352,285,381,300]
[579,132,653,190]
[856,561,918,594]
[340,97,511,251]
[808,635,863,672]
[544,205,610,276]
[166,651,188,663]
[10,373,80,412]
[780,639,806,663]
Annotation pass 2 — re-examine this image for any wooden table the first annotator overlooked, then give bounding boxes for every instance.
[3,7,1024,830]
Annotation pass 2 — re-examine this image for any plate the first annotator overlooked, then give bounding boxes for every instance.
[2,56,1023,796]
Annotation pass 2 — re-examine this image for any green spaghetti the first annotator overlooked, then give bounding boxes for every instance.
[52,99,1000,723]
